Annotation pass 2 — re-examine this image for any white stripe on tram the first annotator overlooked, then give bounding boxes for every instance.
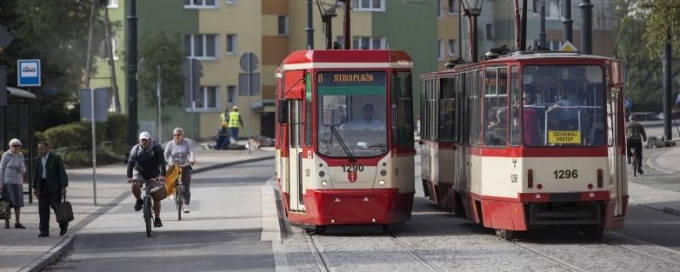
[282,61,413,71]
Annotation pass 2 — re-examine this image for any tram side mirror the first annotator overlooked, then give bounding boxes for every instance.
[278,99,289,124]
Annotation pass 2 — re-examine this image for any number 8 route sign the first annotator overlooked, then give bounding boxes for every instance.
[17,59,41,87]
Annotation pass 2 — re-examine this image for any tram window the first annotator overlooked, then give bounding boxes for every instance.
[397,73,414,147]
[484,68,508,147]
[439,77,455,141]
[509,66,521,146]
[304,73,313,146]
[521,64,605,147]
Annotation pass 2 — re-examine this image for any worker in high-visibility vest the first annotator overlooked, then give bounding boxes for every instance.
[219,108,230,127]
[227,105,244,141]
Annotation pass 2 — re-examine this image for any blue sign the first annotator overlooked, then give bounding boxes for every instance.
[17,59,41,87]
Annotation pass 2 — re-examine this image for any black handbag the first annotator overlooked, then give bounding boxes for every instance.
[0,190,10,220]
[58,195,74,223]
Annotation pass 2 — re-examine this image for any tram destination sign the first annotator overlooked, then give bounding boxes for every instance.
[317,71,386,95]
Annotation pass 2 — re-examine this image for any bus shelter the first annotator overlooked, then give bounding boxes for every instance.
[1,86,36,203]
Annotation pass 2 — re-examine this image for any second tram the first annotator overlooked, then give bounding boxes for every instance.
[420,51,628,239]
[275,50,416,231]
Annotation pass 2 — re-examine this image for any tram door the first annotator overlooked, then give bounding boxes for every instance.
[608,88,626,217]
[288,100,305,212]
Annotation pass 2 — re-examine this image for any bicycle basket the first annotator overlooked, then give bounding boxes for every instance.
[148,181,168,202]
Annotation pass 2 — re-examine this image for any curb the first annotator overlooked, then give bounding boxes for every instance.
[23,155,275,272]
[646,147,679,175]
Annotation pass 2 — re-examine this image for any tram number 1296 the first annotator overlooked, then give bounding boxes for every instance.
[553,169,578,179]
[343,164,364,172]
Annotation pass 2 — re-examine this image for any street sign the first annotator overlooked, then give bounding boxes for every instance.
[238,73,261,95]
[0,25,14,54]
[240,52,259,72]
[80,88,109,121]
[17,59,41,87]
[558,41,578,52]
[0,66,7,106]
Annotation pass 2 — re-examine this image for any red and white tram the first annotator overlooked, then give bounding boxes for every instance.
[275,50,416,231]
[420,51,628,238]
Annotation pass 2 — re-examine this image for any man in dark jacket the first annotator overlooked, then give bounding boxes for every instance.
[32,141,69,237]
[127,132,167,227]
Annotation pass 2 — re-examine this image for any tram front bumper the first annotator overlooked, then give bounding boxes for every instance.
[304,189,414,226]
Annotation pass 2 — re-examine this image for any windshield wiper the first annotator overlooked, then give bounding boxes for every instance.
[330,126,356,162]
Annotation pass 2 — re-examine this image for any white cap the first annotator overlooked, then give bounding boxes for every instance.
[9,138,22,146]
[139,131,151,140]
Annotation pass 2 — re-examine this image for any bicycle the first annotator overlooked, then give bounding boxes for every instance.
[140,177,165,237]
[167,161,193,221]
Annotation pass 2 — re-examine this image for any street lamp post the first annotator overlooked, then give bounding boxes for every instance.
[336,0,350,49]
[317,2,340,49]
[461,0,484,62]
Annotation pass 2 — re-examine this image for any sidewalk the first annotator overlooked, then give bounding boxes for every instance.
[631,144,680,217]
[0,146,274,272]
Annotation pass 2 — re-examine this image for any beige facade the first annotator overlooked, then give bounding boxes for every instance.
[438,0,462,69]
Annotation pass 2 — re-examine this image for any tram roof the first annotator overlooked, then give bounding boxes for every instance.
[6,86,37,100]
[426,51,617,78]
[281,49,413,71]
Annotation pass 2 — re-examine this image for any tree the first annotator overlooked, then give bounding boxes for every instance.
[0,0,108,130]
[614,0,680,112]
[639,0,680,57]
[136,31,185,108]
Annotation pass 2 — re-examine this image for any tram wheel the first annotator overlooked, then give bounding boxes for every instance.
[496,229,514,241]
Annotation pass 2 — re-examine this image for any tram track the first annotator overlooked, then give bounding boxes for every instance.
[602,232,680,269]
[302,230,447,272]
[510,241,590,272]
[388,233,447,272]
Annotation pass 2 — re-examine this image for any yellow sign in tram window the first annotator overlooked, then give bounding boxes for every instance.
[548,131,581,144]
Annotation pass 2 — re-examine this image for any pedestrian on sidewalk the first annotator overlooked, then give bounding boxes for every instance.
[32,141,69,237]
[127,132,166,228]
[165,128,196,213]
[227,105,244,141]
[0,138,27,229]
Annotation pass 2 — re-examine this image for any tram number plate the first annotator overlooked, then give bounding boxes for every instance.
[342,164,364,172]
[553,169,578,179]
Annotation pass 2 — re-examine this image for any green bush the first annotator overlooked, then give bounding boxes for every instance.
[40,113,128,168]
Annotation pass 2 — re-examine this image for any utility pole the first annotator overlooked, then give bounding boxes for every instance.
[157,65,162,144]
[539,0,546,48]
[343,1,351,49]
[520,0,528,50]
[562,0,573,42]
[579,0,593,54]
[306,0,314,49]
[663,30,672,141]
[104,5,120,113]
[127,0,139,147]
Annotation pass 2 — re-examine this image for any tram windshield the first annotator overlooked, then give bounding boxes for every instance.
[520,65,605,147]
[317,71,388,157]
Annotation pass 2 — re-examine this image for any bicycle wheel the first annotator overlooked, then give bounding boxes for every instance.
[144,196,152,237]
[176,186,183,221]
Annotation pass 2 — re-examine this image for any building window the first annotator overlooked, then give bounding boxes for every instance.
[107,0,118,8]
[225,0,237,4]
[226,34,237,55]
[227,85,236,104]
[278,15,289,35]
[448,0,456,14]
[185,34,219,59]
[190,86,219,110]
[184,0,217,8]
[335,36,344,49]
[486,24,494,40]
[351,0,384,11]
[352,36,385,49]
[448,39,457,56]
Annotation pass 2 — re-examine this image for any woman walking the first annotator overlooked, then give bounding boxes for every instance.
[0,139,27,229]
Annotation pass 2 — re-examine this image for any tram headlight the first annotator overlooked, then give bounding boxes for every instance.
[379,180,385,186]
[321,180,328,187]
[380,170,387,176]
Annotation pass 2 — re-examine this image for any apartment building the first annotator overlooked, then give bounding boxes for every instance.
[90,0,443,141]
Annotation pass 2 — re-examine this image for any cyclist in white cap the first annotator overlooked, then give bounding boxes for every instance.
[127,131,167,227]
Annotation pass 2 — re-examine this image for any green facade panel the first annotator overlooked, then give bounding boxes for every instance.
[372,2,438,116]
